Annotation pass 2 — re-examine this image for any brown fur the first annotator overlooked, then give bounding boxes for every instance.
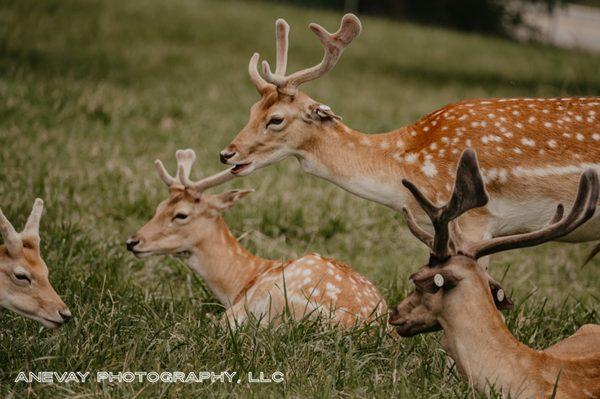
[128,151,387,329]
[0,201,70,329]
[390,152,600,398]
[222,11,600,250]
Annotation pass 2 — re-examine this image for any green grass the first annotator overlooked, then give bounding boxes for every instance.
[0,0,599,397]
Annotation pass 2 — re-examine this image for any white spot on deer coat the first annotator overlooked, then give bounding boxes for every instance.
[421,160,438,177]
[405,153,418,164]
[521,138,535,147]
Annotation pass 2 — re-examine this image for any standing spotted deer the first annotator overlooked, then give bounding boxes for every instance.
[221,13,600,260]
[389,149,600,398]
[126,149,386,328]
[0,199,71,328]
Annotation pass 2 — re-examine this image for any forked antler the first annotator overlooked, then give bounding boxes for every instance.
[0,198,44,256]
[155,149,236,193]
[464,169,599,259]
[401,149,489,260]
[249,14,362,96]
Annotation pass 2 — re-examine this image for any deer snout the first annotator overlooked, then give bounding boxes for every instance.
[388,306,404,326]
[126,237,140,252]
[220,150,237,164]
[59,308,72,323]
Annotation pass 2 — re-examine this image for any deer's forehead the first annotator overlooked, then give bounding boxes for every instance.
[0,247,47,274]
[252,91,309,114]
[156,191,198,212]
[22,249,46,270]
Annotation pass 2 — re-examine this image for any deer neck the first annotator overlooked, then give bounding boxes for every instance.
[439,281,543,397]
[293,122,411,210]
[185,217,275,308]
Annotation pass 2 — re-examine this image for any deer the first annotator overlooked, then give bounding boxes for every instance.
[388,149,600,399]
[0,199,71,329]
[126,149,387,329]
[220,13,600,262]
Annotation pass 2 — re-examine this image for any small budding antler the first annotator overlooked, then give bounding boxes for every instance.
[155,149,236,193]
[250,14,362,96]
[0,198,45,256]
[401,149,489,260]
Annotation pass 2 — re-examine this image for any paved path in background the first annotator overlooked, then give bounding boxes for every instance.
[520,4,600,52]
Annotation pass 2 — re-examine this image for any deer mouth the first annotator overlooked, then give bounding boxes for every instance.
[231,161,255,176]
[41,317,64,329]
[131,250,154,259]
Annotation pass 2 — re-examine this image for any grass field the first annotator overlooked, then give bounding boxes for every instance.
[0,0,599,397]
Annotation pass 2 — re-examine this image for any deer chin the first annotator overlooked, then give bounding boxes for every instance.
[231,161,255,176]
[40,316,64,329]
[6,305,64,329]
[392,320,442,337]
[131,250,154,259]
[133,248,191,259]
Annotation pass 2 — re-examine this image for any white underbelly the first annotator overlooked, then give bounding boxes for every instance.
[488,196,600,242]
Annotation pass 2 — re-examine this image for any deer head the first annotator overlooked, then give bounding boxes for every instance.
[126,150,251,257]
[389,149,599,337]
[220,14,361,175]
[0,199,71,329]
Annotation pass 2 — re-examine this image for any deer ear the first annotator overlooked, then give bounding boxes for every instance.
[209,189,254,211]
[310,104,342,121]
[412,268,460,294]
[488,279,514,310]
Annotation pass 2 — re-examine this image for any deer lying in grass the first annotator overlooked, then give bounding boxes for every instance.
[126,149,387,328]
[0,199,71,329]
[389,149,600,398]
[221,13,600,261]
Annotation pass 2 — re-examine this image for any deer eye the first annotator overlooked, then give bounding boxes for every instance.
[267,117,284,128]
[173,213,189,221]
[14,273,31,284]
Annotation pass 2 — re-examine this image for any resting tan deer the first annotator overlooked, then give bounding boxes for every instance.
[0,199,71,329]
[221,13,600,260]
[388,149,600,399]
[126,149,386,328]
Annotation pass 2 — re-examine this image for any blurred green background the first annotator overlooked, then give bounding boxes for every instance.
[0,0,598,397]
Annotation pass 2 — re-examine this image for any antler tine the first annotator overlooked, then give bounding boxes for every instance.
[189,168,237,193]
[171,148,238,193]
[402,207,434,248]
[274,19,289,75]
[155,160,177,187]
[175,149,196,183]
[262,13,362,96]
[22,198,44,239]
[0,207,23,256]
[248,53,271,94]
[401,149,489,259]
[467,169,599,259]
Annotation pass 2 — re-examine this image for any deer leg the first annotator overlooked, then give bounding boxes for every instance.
[222,302,249,331]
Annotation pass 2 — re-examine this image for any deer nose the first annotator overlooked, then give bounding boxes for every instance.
[126,238,140,252]
[220,151,236,164]
[388,308,398,323]
[59,309,72,323]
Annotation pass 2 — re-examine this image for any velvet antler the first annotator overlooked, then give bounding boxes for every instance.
[155,149,236,193]
[249,14,362,96]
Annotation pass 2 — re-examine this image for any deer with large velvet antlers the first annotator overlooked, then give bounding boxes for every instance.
[0,199,71,329]
[388,149,600,398]
[126,149,387,328]
[221,14,600,260]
